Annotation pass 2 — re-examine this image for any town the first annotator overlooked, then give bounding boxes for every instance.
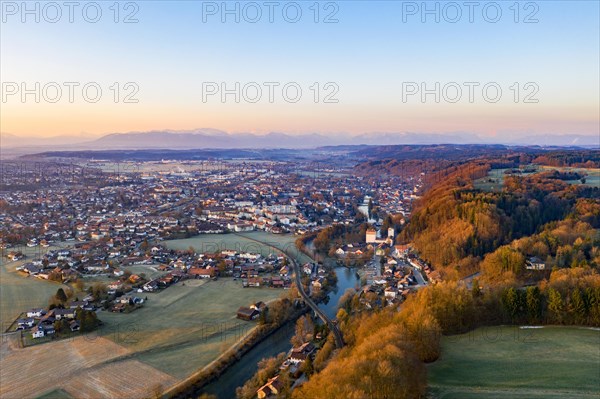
[0,157,433,398]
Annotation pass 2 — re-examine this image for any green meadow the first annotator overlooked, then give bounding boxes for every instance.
[428,326,600,399]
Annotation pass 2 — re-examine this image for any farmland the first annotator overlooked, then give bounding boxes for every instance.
[0,334,176,399]
[0,277,283,398]
[97,278,283,379]
[539,165,600,187]
[1,235,288,397]
[473,165,600,192]
[165,232,283,258]
[472,167,537,192]
[427,326,600,399]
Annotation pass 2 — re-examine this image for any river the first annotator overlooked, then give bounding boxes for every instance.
[200,266,360,399]
[358,195,377,224]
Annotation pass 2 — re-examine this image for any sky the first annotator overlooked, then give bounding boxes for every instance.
[1,0,599,141]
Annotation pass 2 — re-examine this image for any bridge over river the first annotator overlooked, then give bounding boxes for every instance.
[234,233,345,348]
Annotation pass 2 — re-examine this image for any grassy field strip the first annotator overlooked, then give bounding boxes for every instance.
[427,385,600,399]
[162,323,259,397]
[35,388,74,399]
[427,326,600,399]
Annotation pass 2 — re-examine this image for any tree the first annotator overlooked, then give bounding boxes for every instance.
[266,298,293,326]
[53,319,69,334]
[471,278,481,298]
[525,286,541,322]
[482,247,526,279]
[571,288,587,324]
[258,308,268,325]
[547,288,564,324]
[313,335,335,372]
[338,288,356,312]
[73,279,85,292]
[90,282,107,300]
[302,356,314,377]
[76,309,99,332]
[502,287,520,321]
[55,288,68,303]
[292,315,315,346]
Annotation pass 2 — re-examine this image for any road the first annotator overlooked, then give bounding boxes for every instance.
[232,233,345,348]
[410,264,427,286]
[461,272,481,290]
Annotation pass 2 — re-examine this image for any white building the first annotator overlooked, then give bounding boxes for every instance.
[366,228,377,243]
[387,227,395,240]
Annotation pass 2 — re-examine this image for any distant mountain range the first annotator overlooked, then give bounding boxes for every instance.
[1,129,598,151]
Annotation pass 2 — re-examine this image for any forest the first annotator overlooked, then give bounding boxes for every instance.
[533,150,600,168]
[401,160,599,280]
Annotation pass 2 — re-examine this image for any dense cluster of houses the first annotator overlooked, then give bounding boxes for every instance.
[1,159,422,261]
[142,249,294,292]
[16,299,92,339]
[404,252,442,284]
[256,341,318,398]
[14,240,155,285]
[365,243,440,306]
[333,230,440,309]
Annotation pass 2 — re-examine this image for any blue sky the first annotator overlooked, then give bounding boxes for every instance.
[1,1,599,138]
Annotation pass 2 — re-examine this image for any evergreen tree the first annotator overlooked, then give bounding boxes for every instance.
[502,287,519,321]
[547,288,564,324]
[302,356,314,377]
[525,286,541,322]
[55,288,68,303]
[471,278,481,298]
[571,288,587,324]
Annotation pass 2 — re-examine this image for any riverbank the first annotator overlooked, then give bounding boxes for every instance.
[167,304,310,399]
[201,266,359,398]
[167,234,359,399]
[165,234,318,398]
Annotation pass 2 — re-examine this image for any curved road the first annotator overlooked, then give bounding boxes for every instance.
[232,233,344,348]
[285,251,345,348]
